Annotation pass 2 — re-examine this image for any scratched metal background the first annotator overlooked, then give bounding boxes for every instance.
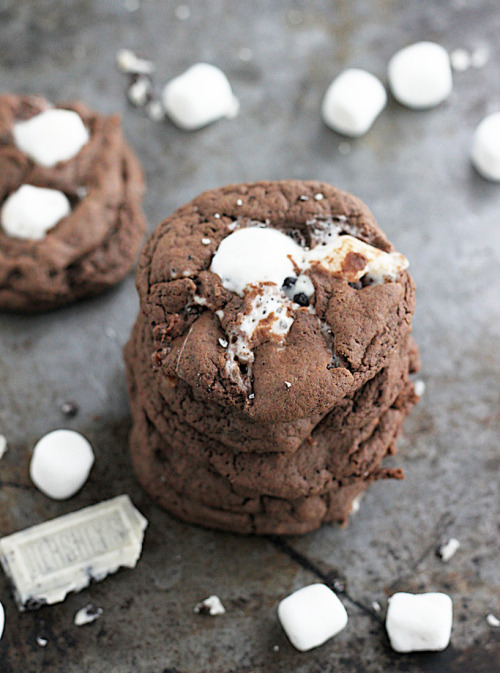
[0,1,499,671]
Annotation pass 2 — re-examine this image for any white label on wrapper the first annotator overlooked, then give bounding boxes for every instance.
[0,495,147,610]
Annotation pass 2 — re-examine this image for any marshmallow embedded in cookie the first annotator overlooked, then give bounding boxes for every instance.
[30,429,95,500]
[162,63,239,130]
[278,583,348,651]
[306,234,408,283]
[1,184,71,240]
[471,112,500,182]
[211,226,303,296]
[13,108,90,167]
[321,68,387,137]
[388,42,452,109]
[386,592,453,653]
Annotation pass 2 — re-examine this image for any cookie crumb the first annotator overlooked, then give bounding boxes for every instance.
[194,595,225,616]
[61,401,79,417]
[248,393,255,400]
[450,48,471,72]
[218,338,228,348]
[486,613,500,627]
[285,381,292,389]
[414,380,425,397]
[36,636,48,647]
[146,100,164,121]
[438,538,460,562]
[127,76,154,107]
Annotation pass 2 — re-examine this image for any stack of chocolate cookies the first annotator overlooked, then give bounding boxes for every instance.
[125,180,419,535]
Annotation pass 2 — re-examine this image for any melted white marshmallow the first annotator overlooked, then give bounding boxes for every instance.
[388,42,452,109]
[13,109,90,167]
[162,63,239,130]
[1,185,71,240]
[211,227,303,296]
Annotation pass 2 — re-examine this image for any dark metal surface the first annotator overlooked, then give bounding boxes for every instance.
[1,1,499,671]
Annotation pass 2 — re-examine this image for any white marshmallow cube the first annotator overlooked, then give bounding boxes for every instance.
[386,592,453,653]
[1,184,71,240]
[471,112,500,182]
[13,109,90,167]
[278,583,348,651]
[30,429,95,500]
[388,42,452,109]
[0,601,4,640]
[321,68,387,137]
[162,63,239,130]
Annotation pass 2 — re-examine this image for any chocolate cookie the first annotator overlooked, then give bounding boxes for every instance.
[0,94,147,311]
[125,180,419,534]
[136,180,415,423]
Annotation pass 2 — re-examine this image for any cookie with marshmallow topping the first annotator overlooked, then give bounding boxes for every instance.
[135,180,415,424]
[0,94,146,311]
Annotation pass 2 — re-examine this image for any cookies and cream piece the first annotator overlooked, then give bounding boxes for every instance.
[0,495,147,610]
[0,601,4,640]
[306,234,408,283]
[74,604,103,626]
[277,583,348,651]
[438,537,460,562]
[194,595,226,615]
[13,109,90,167]
[162,63,239,130]
[388,42,452,109]
[471,112,500,182]
[1,185,71,240]
[210,226,303,296]
[30,429,95,500]
[321,68,387,137]
[386,592,453,653]
[116,48,155,75]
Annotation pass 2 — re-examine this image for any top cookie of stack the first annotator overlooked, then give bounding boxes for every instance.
[126,180,419,534]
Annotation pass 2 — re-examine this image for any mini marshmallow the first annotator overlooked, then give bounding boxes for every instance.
[0,601,4,640]
[162,63,239,130]
[307,234,408,283]
[388,42,452,109]
[278,583,348,652]
[321,68,387,137]
[386,592,453,653]
[210,227,303,296]
[471,112,500,182]
[1,185,71,240]
[13,109,90,167]
[30,429,95,500]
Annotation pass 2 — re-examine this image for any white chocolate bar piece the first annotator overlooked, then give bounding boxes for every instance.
[0,495,147,610]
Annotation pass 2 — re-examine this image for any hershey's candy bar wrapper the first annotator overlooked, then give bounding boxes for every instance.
[0,495,147,610]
